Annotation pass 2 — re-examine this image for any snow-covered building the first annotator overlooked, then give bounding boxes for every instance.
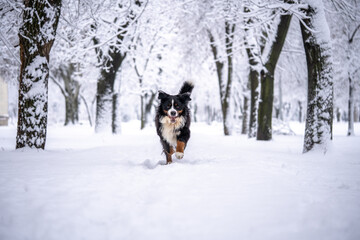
[0,76,9,126]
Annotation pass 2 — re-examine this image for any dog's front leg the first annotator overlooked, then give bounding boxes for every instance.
[175,141,185,159]
[166,147,174,164]
[160,139,174,164]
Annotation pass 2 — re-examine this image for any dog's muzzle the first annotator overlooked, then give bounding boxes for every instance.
[169,111,177,123]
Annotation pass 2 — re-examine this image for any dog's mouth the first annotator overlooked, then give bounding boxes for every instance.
[169,116,177,123]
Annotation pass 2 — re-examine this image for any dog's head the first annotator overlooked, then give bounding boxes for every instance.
[158,91,191,123]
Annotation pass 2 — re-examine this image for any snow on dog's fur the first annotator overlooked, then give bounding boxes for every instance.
[155,81,194,164]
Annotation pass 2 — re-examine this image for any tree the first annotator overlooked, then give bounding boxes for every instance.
[256,14,292,140]
[93,24,127,134]
[208,21,236,136]
[244,26,262,138]
[301,0,334,153]
[326,0,360,136]
[51,63,81,126]
[131,32,161,130]
[344,10,360,137]
[92,0,144,134]
[0,1,21,82]
[240,79,250,135]
[344,8,359,136]
[16,0,61,149]
[242,1,306,138]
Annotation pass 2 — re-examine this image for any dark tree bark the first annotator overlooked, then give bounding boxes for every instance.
[346,24,359,136]
[140,91,156,129]
[298,100,303,123]
[241,91,249,135]
[93,1,142,134]
[132,38,158,130]
[277,75,283,120]
[16,0,61,149]
[223,22,236,135]
[51,64,80,126]
[94,44,126,133]
[208,21,235,136]
[256,14,292,141]
[301,4,334,153]
[243,6,266,138]
[336,107,341,122]
[245,46,260,138]
[347,76,354,136]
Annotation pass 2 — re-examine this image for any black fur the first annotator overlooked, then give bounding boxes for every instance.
[155,81,194,164]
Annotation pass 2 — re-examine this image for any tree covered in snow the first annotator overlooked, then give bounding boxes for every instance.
[300,0,334,153]
[91,0,145,134]
[327,0,360,136]
[16,0,61,149]
[50,63,81,126]
[48,0,99,127]
[274,17,307,123]
[0,1,21,82]
[256,13,292,141]
[1,0,360,153]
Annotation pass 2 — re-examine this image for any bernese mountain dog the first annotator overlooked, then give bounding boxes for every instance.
[155,81,194,164]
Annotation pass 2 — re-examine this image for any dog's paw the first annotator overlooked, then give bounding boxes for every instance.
[175,152,184,159]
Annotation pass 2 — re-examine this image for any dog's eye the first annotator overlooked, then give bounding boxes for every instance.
[174,103,178,107]
[167,104,171,108]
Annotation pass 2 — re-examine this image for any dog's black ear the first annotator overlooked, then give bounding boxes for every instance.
[158,90,169,100]
[179,92,191,103]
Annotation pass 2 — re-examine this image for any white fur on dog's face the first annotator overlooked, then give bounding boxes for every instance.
[168,99,178,122]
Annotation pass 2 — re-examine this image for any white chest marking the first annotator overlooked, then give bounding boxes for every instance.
[160,116,185,147]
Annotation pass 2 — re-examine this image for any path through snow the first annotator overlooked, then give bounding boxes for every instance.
[0,122,360,240]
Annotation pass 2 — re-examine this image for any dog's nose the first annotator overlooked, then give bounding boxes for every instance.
[170,111,176,116]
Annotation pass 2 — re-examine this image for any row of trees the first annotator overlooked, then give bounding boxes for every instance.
[0,0,359,153]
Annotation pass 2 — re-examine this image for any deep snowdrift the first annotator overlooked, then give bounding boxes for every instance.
[1,122,359,240]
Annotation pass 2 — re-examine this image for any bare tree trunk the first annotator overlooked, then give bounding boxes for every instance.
[193,104,198,122]
[243,7,263,139]
[208,31,225,130]
[80,94,92,126]
[16,0,61,149]
[336,108,341,122]
[52,63,80,126]
[93,1,142,134]
[140,94,145,130]
[223,22,236,135]
[208,22,235,136]
[347,76,355,136]
[301,2,334,153]
[278,75,283,120]
[143,92,156,128]
[346,21,360,134]
[112,93,120,134]
[95,63,122,133]
[241,80,250,134]
[257,14,292,140]
[298,101,303,123]
[63,65,80,125]
[241,96,249,134]
[93,29,127,134]
[245,42,260,138]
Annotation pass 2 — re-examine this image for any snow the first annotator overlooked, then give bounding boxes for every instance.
[1,121,360,240]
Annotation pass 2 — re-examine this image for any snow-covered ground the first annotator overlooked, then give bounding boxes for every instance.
[1,121,360,240]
